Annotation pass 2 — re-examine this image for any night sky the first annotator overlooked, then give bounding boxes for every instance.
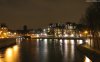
[0,0,90,29]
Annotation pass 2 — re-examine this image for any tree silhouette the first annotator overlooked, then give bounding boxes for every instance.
[0,23,7,28]
[81,2,100,49]
[85,2,100,31]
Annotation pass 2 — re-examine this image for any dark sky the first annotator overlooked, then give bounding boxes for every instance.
[0,0,90,29]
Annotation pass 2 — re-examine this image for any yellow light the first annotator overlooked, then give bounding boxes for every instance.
[1,37,4,39]
[13,45,18,52]
[4,33,6,35]
[6,48,13,57]
[37,34,39,37]
[70,34,74,37]
[14,32,16,35]
[64,34,68,37]
[84,31,88,34]
[0,31,2,33]
[7,32,11,34]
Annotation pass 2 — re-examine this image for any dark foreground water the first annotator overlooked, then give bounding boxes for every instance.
[0,38,92,62]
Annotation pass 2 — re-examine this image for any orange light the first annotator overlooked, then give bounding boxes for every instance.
[84,30,88,34]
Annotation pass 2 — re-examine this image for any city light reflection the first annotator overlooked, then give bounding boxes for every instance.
[71,43,74,61]
[0,58,4,62]
[13,45,18,52]
[60,39,63,42]
[6,48,12,57]
[77,40,83,44]
[64,40,68,59]
[0,53,4,62]
[37,39,39,47]
[5,48,13,62]
[86,39,93,47]
[44,39,47,49]
[71,40,74,44]
[4,45,19,62]
[16,38,21,45]
[84,56,92,62]
[0,39,93,62]
[86,39,91,45]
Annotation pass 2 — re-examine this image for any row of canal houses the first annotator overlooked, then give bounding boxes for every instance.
[0,23,9,38]
[0,23,17,38]
[43,22,88,37]
[0,22,89,38]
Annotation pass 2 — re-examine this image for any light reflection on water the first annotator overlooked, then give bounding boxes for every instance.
[86,39,93,47]
[84,56,92,62]
[0,38,92,62]
[77,40,83,44]
[0,45,19,62]
[5,48,13,62]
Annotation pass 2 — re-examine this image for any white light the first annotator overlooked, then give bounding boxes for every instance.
[43,29,46,32]
[60,39,62,42]
[13,45,18,52]
[48,28,50,31]
[70,34,74,37]
[44,39,47,42]
[78,40,83,44]
[37,34,39,37]
[37,39,39,42]
[44,39,47,49]
[44,33,47,36]
[64,34,68,37]
[79,34,82,37]
[64,40,69,44]
[14,32,16,35]
[37,39,39,47]
[84,56,92,62]
[71,40,74,44]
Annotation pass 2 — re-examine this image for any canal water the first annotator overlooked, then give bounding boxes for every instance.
[0,38,92,62]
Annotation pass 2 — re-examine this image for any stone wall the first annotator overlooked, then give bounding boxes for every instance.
[77,45,100,62]
[0,38,16,48]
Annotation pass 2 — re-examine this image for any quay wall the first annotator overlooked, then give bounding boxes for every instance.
[77,45,100,62]
[0,38,16,48]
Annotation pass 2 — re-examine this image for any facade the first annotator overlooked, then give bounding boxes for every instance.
[0,23,9,38]
[47,22,86,37]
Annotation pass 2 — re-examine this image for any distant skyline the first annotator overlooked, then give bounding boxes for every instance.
[0,0,90,29]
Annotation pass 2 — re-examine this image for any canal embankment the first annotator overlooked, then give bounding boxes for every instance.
[0,38,16,48]
[77,44,100,62]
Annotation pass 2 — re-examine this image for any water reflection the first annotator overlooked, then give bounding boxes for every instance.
[5,48,13,62]
[84,56,92,62]
[0,38,92,62]
[0,45,19,62]
[77,40,83,44]
[71,40,74,44]
[86,39,93,47]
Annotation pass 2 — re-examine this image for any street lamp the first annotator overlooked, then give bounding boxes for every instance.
[84,30,88,35]
[84,30,88,37]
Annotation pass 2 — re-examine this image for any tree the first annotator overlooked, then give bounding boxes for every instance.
[81,2,100,49]
[85,2,100,31]
[0,23,7,28]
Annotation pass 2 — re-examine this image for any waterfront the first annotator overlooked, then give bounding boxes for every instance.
[0,38,92,62]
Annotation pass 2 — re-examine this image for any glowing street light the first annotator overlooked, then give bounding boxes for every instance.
[84,30,88,34]
[84,30,88,37]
